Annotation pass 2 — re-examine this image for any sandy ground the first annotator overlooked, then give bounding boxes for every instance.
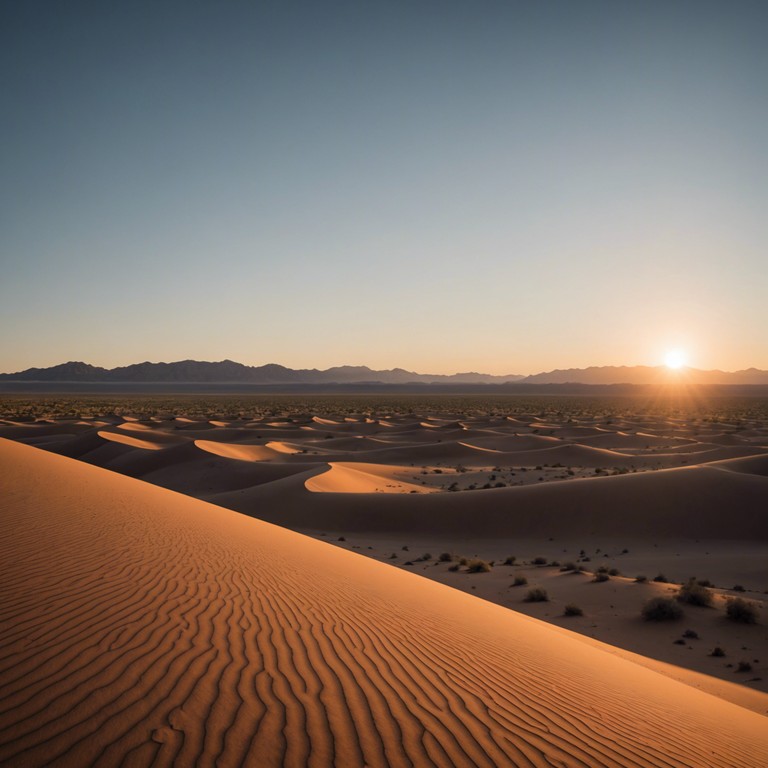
[1,439,768,767]
[2,402,767,764]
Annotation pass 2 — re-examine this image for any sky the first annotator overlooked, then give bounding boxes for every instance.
[1,0,766,376]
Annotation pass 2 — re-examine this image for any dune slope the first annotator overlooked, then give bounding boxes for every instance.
[1,439,767,767]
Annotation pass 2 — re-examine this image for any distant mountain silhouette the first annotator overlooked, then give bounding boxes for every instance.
[518,365,768,385]
[0,360,524,385]
[1,360,766,385]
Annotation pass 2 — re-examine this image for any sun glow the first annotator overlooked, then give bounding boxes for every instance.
[665,349,687,370]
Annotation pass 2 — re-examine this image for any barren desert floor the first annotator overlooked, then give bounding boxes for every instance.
[1,394,767,766]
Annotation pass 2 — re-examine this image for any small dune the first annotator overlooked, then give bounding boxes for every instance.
[194,439,284,462]
[305,462,435,493]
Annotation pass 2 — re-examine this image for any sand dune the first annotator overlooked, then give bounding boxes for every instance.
[305,462,435,494]
[97,429,168,450]
[1,438,767,767]
[576,432,698,449]
[708,452,768,476]
[459,434,562,451]
[194,439,285,462]
[208,459,768,539]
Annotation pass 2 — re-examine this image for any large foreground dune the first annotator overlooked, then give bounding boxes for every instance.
[1,438,767,767]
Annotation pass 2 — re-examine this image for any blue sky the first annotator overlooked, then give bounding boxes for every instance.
[2,1,766,374]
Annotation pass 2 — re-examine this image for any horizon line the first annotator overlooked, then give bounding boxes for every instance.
[3,358,767,379]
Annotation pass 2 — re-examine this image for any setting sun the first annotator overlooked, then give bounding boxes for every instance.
[665,349,687,370]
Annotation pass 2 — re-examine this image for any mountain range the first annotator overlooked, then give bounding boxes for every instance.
[2,360,768,385]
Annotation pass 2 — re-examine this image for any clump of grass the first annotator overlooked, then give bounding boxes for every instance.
[634,575,648,583]
[512,576,528,587]
[560,561,577,572]
[563,604,583,617]
[732,584,746,592]
[438,552,453,562]
[653,573,669,583]
[448,564,460,572]
[532,556,547,565]
[592,572,610,583]
[642,597,684,621]
[459,557,468,566]
[736,661,753,673]
[523,587,549,603]
[726,598,759,624]
[677,578,713,607]
[682,629,699,639]
[466,559,491,573]
[337,536,346,542]
[608,567,620,576]
[710,646,726,657]
[503,555,516,565]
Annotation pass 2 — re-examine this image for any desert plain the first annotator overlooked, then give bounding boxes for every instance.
[1,392,767,766]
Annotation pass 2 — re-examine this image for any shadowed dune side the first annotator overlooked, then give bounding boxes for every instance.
[575,433,698,449]
[708,453,768,476]
[210,460,768,539]
[1,438,767,768]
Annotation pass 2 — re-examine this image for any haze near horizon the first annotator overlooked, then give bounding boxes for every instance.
[2,1,766,374]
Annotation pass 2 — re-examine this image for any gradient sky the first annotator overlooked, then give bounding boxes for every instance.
[2,1,766,375]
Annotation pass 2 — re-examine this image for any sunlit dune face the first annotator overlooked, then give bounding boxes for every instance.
[665,349,687,370]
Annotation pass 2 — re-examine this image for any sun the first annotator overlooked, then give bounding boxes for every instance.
[664,349,687,370]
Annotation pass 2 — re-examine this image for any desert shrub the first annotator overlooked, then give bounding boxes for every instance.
[726,598,759,624]
[682,629,699,639]
[523,588,549,603]
[596,565,609,574]
[448,564,460,572]
[642,597,683,621]
[592,572,610,583]
[503,555,516,565]
[608,568,620,576]
[420,553,433,561]
[696,578,712,587]
[467,559,491,573]
[563,604,583,617]
[653,573,669,583]
[635,575,648,583]
[459,557,468,566]
[736,661,753,673]
[711,646,726,657]
[388,553,397,559]
[512,576,528,586]
[732,584,746,592]
[337,536,346,541]
[438,552,453,562]
[560,561,577,572]
[532,556,547,565]
[677,578,713,607]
